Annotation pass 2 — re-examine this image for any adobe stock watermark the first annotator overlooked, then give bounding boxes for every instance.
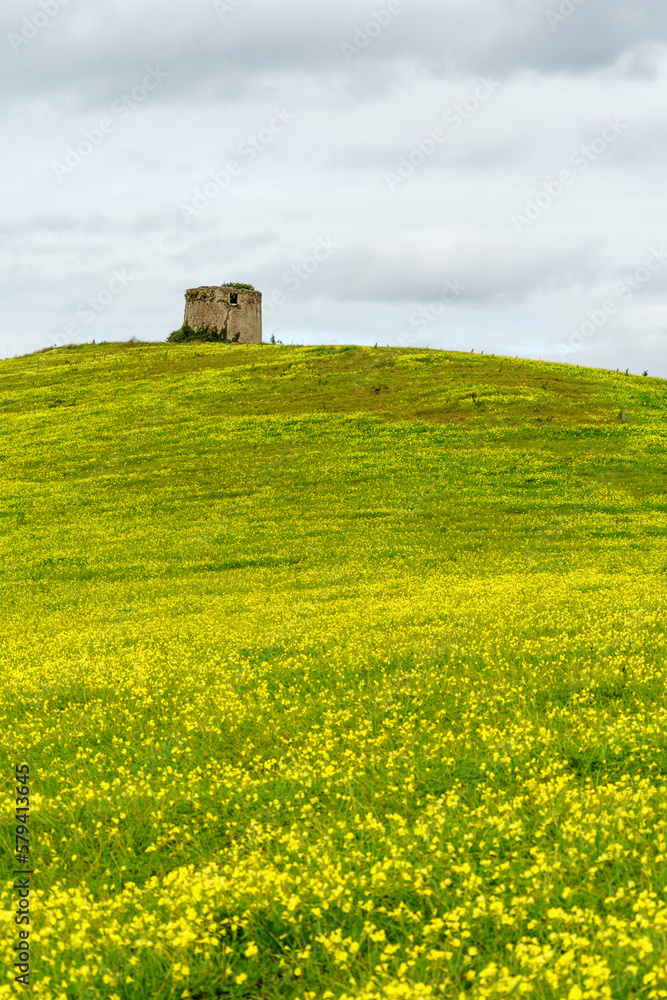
[555,246,667,357]
[179,109,295,221]
[396,277,468,345]
[340,0,404,63]
[51,66,168,181]
[8,0,70,54]
[512,117,628,233]
[384,78,501,192]
[214,0,244,18]
[263,237,340,319]
[546,0,588,31]
[51,269,134,348]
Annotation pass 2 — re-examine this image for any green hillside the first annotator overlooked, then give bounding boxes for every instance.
[1,342,666,1000]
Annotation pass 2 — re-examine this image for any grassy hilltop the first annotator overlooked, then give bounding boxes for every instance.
[0,342,666,1000]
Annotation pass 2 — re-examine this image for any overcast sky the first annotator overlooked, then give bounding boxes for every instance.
[2,0,667,374]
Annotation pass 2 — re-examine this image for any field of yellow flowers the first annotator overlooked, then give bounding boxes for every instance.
[1,342,666,1000]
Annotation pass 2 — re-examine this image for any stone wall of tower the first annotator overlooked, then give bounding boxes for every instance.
[183,286,262,343]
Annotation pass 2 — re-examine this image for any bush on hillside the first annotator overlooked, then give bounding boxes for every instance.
[167,322,240,344]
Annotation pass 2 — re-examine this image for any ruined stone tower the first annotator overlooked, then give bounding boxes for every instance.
[183,285,262,343]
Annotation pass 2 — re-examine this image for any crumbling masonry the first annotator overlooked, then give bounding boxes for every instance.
[183,285,262,343]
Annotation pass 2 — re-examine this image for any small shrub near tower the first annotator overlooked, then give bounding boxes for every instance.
[167,321,240,344]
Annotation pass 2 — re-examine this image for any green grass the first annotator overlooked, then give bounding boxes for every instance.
[0,342,666,1000]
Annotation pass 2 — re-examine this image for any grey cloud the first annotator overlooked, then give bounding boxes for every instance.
[263,237,606,307]
[3,0,667,114]
[1,0,666,374]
